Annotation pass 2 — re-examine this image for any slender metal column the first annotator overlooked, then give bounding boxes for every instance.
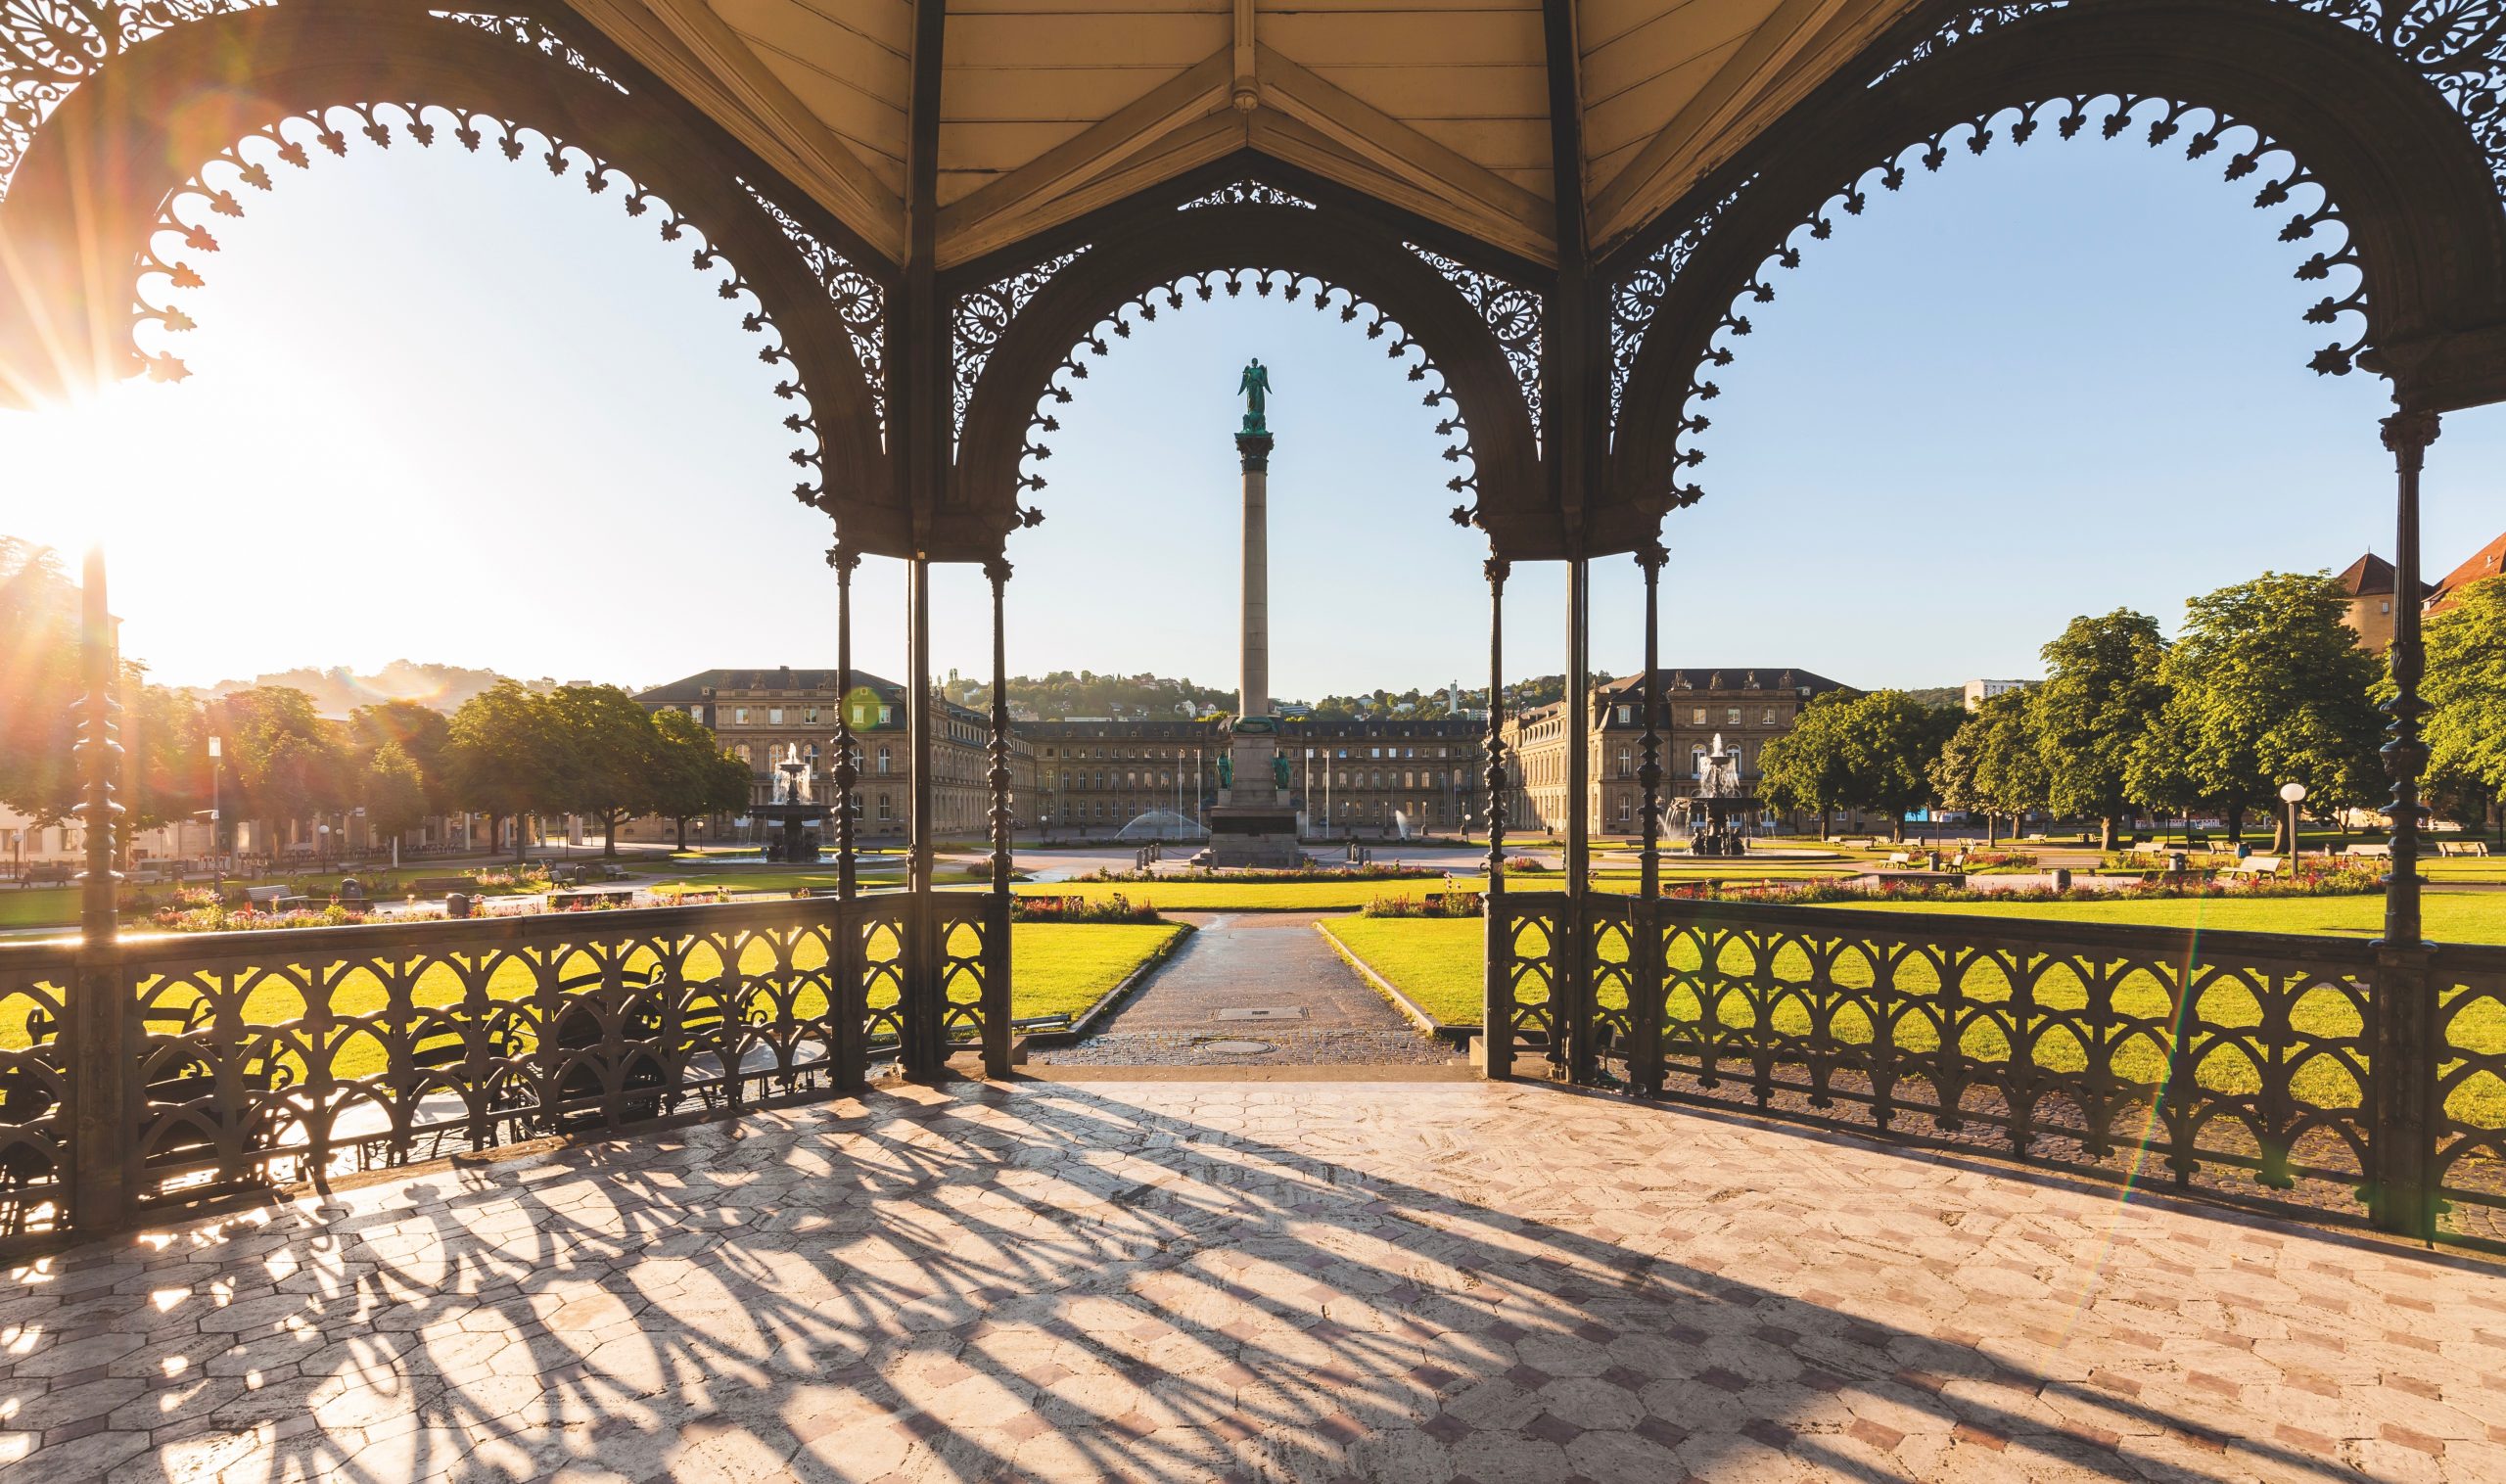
[1632,541,1668,1096]
[1480,558,1512,1079]
[827,546,861,902]
[904,554,939,1077]
[69,547,129,1234]
[2373,408,2440,1239]
[1562,550,1594,1082]
[982,556,1015,1077]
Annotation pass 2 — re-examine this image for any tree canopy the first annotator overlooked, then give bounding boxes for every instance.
[2034,609,2169,850]
[2425,576,2506,842]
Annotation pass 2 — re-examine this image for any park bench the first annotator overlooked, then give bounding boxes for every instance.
[241,884,308,911]
[409,876,473,897]
[18,861,70,887]
[2438,841,2493,858]
[2342,843,2393,858]
[1885,852,1915,867]
[2221,856,2287,881]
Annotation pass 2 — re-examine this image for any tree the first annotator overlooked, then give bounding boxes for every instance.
[361,742,432,851]
[2424,574,2506,845]
[0,539,80,824]
[1839,691,1961,843]
[1931,691,2045,846]
[1759,693,1860,838]
[348,700,453,812]
[444,680,564,862]
[2033,609,2169,850]
[649,708,754,849]
[545,684,663,857]
[2145,572,2384,849]
[217,687,353,857]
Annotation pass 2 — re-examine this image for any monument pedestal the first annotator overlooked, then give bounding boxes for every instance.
[1204,721,1304,868]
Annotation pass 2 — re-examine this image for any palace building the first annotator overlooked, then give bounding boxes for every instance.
[625,668,1034,844]
[1505,669,1851,836]
[1028,718,1486,838]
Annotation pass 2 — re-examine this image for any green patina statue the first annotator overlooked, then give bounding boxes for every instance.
[1237,357,1272,434]
[1273,754,1291,790]
[1218,754,1233,788]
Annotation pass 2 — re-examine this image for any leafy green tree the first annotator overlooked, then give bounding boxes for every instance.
[545,684,663,857]
[2144,572,2384,849]
[217,687,353,858]
[1840,691,1962,843]
[2425,575,2506,845]
[2034,609,2170,850]
[0,539,81,824]
[445,680,563,862]
[1931,691,2046,846]
[122,678,209,842]
[361,741,432,850]
[649,708,754,849]
[1759,692,1860,838]
[348,700,453,812]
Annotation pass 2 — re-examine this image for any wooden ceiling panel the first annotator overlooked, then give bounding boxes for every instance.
[716,0,911,162]
[1582,33,1743,164]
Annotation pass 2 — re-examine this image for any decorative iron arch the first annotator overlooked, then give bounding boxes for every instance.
[0,2,905,549]
[1605,0,2506,518]
[946,204,1552,560]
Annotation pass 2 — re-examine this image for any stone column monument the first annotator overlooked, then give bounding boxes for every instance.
[1207,358,1305,868]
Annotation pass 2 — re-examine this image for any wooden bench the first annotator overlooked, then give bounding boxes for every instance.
[2438,841,2493,858]
[2342,843,2393,858]
[409,876,473,897]
[241,884,309,910]
[2222,856,2287,881]
[1885,852,1915,867]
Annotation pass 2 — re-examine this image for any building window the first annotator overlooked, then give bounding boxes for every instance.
[768,708,784,725]
[734,707,751,725]
[1616,747,1632,778]
[877,745,892,774]
[1690,707,1706,725]
[1762,708,1776,725]
[1727,707,1742,725]
[1618,796,1632,822]
[1617,705,1633,724]
[877,794,892,821]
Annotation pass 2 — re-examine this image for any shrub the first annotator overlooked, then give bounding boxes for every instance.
[1014,893,1163,923]
[1362,892,1482,918]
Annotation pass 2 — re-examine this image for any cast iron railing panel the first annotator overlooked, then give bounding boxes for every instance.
[0,944,75,1236]
[2435,942,2506,1229]
[1497,896,1564,1053]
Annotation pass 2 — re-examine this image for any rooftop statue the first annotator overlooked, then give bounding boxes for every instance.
[1237,357,1272,435]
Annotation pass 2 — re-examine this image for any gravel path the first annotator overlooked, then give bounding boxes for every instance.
[1027,910,1460,1067]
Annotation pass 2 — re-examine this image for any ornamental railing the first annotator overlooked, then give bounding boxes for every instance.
[0,890,1006,1249]
[1487,893,2506,1244]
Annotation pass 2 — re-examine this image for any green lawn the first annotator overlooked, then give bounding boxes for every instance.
[1,921,1181,1083]
[0,889,74,930]
[1322,891,2506,1130]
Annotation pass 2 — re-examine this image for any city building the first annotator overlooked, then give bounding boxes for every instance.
[1962,678,2031,710]
[1506,669,1852,836]
[626,667,1034,844]
[1028,718,1484,838]
[2426,530,2506,618]
[2333,551,2416,653]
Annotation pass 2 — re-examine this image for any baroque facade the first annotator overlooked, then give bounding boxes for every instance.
[1506,669,1849,835]
[626,668,1034,843]
[1029,718,1485,838]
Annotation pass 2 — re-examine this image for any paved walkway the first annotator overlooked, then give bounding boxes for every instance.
[1029,911,1458,1067]
[10,1082,2504,1482]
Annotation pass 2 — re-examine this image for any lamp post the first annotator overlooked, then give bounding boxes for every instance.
[207,734,221,873]
[2280,781,2308,858]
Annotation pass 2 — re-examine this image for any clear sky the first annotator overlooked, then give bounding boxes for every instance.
[3,121,2497,699]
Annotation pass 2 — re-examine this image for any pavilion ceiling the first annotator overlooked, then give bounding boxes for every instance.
[555,0,1923,270]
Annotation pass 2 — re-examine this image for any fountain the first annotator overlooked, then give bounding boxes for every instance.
[1681,733,1757,858]
[752,742,831,863]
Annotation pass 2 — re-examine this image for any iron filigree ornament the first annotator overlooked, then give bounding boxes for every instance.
[952,249,1088,438]
[1639,95,2362,512]
[133,101,832,506]
[1405,243,1543,444]
[429,12,627,95]
[1004,266,1483,517]
[0,0,271,202]
[743,179,888,441]
[1607,179,1751,445]
[1177,180,1318,211]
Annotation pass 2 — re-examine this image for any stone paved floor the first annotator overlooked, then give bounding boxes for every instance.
[1030,913,1458,1066]
[8,1080,2506,1482]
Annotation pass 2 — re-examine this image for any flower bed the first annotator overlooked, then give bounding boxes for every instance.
[1077,863,1438,884]
[1014,892,1164,923]
[1665,867,2385,906]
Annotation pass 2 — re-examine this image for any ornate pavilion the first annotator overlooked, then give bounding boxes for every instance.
[3,0,2504,1251]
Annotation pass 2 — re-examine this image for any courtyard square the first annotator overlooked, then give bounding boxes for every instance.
[7,1079,2503,1483]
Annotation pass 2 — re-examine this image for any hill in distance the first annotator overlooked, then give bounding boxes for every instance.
[198,662,563,719]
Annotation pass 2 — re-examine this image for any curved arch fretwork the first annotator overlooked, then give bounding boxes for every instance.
[949,204,1551,559]
[0,2,905,550]
[1607,0,2506,521]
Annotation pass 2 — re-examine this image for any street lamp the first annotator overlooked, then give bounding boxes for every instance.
[2279,781,2308,857]
[207,734,222,870]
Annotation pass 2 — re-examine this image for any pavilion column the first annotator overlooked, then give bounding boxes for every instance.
[69,548,130,1235]
[1480,558,1512,1080]
[903,554,941,1079]
[982,556,1015,1078]
[2372,408,2440,1240]
[827,547,861,903]
[1631,541,1668,1096]
[1561,549,1594,1083]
